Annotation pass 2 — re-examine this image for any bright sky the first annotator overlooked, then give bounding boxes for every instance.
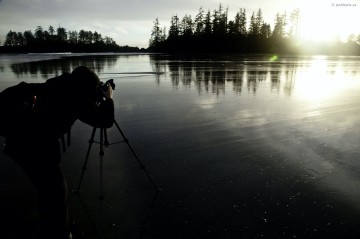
[0,0,359,48]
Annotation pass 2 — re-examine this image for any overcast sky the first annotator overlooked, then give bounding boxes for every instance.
[0,0,359,48]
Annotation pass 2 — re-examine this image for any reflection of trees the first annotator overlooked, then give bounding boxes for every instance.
[246,66,268,94]
[11,55,118,79]
[270,70,281,93]
[283,67,296,96]
[150,55,299,96]
[150,56,167,84]
[231,72,244,94]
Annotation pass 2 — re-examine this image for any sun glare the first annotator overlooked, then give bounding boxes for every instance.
[298,1,359,42]
[294,56,348,102]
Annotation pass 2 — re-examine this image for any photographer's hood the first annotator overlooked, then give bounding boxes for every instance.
[71,66,100,101]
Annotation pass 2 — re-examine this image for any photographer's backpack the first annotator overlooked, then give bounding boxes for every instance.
[0,82,39,137]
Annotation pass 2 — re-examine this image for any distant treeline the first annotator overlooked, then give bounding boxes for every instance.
[149,4,360,55]
[0,25,143,53]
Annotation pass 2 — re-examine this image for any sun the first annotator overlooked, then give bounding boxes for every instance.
[298,1,360,42]
[293,55,359,105]
[294,56,341,102]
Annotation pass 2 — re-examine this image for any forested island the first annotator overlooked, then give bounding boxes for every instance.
[1,4,360,55]
[149,4,360,55]
[0,26,143,53]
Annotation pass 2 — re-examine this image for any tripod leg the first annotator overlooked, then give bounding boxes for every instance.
[113,119,160,192]
[99,128,105,200]
[74,127,97,194]
[104,128,109,147]
[113,119,129,143]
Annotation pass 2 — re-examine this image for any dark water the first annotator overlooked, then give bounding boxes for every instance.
[1,53,360,238]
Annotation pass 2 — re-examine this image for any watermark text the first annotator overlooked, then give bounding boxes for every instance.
[331,2,357,7]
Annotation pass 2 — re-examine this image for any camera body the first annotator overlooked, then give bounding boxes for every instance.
[97,79,115,102]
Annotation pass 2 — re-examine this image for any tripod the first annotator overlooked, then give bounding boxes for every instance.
[74,119,160,199]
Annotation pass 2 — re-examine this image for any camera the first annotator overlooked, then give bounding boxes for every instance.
[96,79,115,102]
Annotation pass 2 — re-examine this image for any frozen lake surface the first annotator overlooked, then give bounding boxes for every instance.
[1,53,360,238]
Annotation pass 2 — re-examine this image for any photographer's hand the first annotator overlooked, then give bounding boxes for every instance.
[105,84,113,99]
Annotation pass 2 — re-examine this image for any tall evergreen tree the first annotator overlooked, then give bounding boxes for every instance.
[239,8,247,36]
[256,9,263,36]
[78,30,86,44]
[204,10,212,35]
[289,8,300,38]
[249,9,263,37]
[248,12,257,36]
[93,31,102,43]
[218,5,228,35]
[161,26,167,41]
[194,7,205,36]
[17,32,25,46]
[272,12,287,38]
[48,26,55,36]
[180,14,193,36]
[68,31,78,44]
[260,23,271,39]
[56,27,67,42]
[212,4,227,35]
[149,18,162,48]
[86,31,93,44]
[34,26,44,40]
[23,30,34,46]
[4,31,17,46]
[169,15,180,39]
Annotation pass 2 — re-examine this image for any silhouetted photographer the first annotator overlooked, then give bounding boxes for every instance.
[0,66,114,239]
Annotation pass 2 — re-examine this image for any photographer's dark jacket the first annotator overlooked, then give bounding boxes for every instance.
[3,73,114,163]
